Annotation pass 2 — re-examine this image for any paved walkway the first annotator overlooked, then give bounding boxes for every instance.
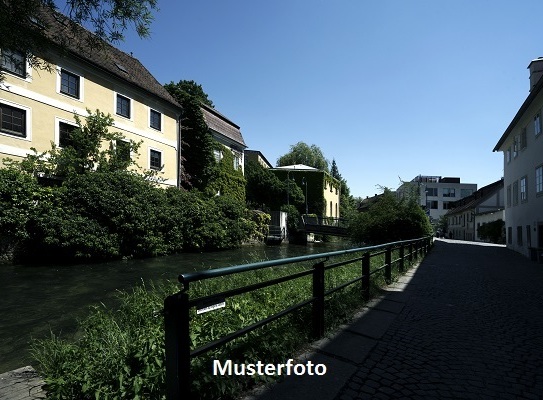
[247,239,543,400]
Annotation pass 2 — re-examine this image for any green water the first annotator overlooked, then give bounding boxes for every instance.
[0,241,348,373]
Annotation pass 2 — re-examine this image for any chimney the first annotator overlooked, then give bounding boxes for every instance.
[528,57,543,92]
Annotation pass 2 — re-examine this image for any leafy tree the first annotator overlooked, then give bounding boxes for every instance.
[0,0,157,81]
[15,109,141,179]
[164,80,216,191]
[349,188,432,245]
[277,142,329,172]
[477,219,505,243]
[245,161,303,212]
[330,158,356,219]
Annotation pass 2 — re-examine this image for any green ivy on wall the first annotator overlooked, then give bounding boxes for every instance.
[207,142,246,204]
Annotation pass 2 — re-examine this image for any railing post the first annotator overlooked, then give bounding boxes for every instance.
[418,240,423,258]
[385,246,392,284]
[164,290,191,400]
[408,243,413,263]
[361,252,370,302]
[399,244,405,273]
[312,261,325,339]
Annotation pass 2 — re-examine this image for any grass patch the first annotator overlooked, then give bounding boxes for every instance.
[32,246,426,399]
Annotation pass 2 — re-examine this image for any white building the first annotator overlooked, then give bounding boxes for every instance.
[493,58,543,258]
[446,179,504,242]
[397,175,477,223]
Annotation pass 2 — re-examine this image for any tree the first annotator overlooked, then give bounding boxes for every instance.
[477,219,505,243]
[277,142,329,172]
[0,0,158,81]
[349,188,433,245]
[15,109,141,179]
[330,158,356,219]
[245,161,303,212]
[164,80,217,191]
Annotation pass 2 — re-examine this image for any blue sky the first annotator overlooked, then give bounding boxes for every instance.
[117,0,542,198]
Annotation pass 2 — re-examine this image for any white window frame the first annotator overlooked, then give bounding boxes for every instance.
[1,49,32,81]
[535,113,542,137]
[0,100,32,141]
[115,92,133,120]
[56,66,84,101]
[114,138,132,163]
[520,176,527,203]
[149,108,162,131]
[536,165,543,196]
[55,117,78,148]
[148,147,163,171]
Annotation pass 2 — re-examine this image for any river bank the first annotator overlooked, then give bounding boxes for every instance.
[0,241,349,374]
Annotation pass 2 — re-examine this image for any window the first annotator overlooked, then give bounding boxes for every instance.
[443,201,452,210]
[521,128,527,150]
[507,227,512,244]
[150,109,161,131]
[460,189,473,198]
[527,225,532,247]
[520,176,527,203]
[1,49,25,77]
[0,103,26,138]
[214,149,222,162]
[60,69,80,98]
[59,122,76,148]
[506,147,511,163]
[536,165,543,195]
[443,188,456,197]
[149,149,162,170]
[116,94,131,118]
[232,151,241,170]
[535,113,541,136]
[513,135,519,158]
[426,187,438,196]
[512,181,519,206]
[517,226,523,246]
[116,140,131,163]
[426,200,438,209]
[506,185,511,207]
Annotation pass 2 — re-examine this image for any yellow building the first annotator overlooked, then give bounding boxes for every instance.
[0,10,182,186]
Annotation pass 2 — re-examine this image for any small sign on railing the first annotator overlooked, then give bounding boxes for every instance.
[196,298,226,315]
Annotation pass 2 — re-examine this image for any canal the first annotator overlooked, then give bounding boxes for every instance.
[0,241,349,374]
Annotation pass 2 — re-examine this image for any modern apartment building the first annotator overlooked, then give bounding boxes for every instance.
[397,175,477,223]
[1,9,182,186]
[493,58,543,257]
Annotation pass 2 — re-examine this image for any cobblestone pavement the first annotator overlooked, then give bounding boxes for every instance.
[336,239,543,400]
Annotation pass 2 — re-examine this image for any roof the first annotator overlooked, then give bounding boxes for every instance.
[200,103,246,147]
[273,164,319,171]
[445,179,504,216]
[244,150,272,168]
[37,8,181,111]
[494,71,543,152]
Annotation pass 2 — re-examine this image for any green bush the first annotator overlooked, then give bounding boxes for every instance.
[349,188,433,245]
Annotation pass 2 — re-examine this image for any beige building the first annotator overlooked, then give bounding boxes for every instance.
[244,149,273,169]
[0,10,182,186]
[270,164,341,218]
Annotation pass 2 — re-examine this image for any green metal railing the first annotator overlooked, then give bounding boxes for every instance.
[164,236,432,399]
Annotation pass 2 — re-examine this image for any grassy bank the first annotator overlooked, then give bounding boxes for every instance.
[31,246,424,399]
